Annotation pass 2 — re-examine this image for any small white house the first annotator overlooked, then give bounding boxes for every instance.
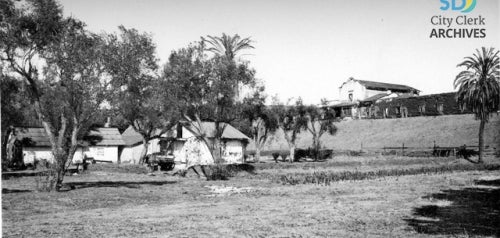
[12,127,125,164]
[119,126,167,164]
[165,121,250,169]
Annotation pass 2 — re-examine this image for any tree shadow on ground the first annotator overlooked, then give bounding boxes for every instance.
[406,179,500,237]
[62,180,177,190]
[1,188,32,194]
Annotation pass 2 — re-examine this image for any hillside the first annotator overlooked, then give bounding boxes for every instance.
[251,114,500,153]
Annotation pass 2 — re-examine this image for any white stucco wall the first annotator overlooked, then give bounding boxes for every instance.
[339,80,365,101]
[222,141,244,164]
[170,138,245,167]
[181,127,195,138]
[339,79,391,101]
[23,147,86,164]
[119,138,163,164]
[22,147,53,164]
[120,145,143,164]
[85,146,119,163]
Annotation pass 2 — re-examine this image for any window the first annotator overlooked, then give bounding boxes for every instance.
[348,93,353,102]
[418,105,426,115]
[437,103,444,114]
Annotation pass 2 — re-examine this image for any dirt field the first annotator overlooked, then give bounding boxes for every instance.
[2,156,500,237]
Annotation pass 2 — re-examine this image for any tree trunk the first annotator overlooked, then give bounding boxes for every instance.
[312,134,319,161]
[54,150,67,191]
[212,137,222,164]
[255,143,261,163]
[478,119,485,164]
[139,137,149,165]
[282,130,295,163]
[4,127,16,166]
[2,127,13,163]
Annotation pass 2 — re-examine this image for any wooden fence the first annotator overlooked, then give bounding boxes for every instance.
[357,142,496,157]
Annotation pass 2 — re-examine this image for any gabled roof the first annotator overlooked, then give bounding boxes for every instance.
[341,78,419,93]
[357,80,419,92]
[361,93,390,103]
[121,126,144,146]
[87,128,125,146]
[14,128,51,147]
[183,122,250,141]
[121,126,172,146]
[14,127,125,147]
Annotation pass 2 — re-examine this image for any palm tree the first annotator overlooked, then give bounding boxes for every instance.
[201,33,254,100]
[201,33,254,60]
[454,47,500,163]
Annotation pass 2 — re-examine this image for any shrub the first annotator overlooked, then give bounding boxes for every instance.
[86,163,149,174]
[205,164,256,180]
[206,164,231,180]
[34,169,57,192]
[277,164,500,186]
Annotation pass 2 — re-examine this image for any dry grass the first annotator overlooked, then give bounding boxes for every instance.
[2,155,500,237]
[249,114,500,151]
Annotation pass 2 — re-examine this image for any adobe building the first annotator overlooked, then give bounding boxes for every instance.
[329,77,420,118]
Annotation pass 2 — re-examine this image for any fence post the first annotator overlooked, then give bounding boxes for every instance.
[360,142,363,153]
[402,143,405,156]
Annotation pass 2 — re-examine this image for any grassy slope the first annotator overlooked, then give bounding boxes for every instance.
[254,114,500,152]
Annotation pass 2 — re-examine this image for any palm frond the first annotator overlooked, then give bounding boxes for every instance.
[201,33,254,60]
[455,47,500,121]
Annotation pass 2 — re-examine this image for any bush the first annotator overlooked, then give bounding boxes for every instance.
[277,164,500,186]
[86,163,149,174]
[34,169,57,192]
[206,164,231,180]
[205,164,256,180]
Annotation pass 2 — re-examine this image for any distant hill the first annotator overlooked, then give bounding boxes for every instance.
[249,114,500,153]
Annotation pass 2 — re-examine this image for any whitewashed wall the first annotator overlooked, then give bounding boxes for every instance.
[23,147,86,164]
[339,80,365,101]
[119,138,162,164]
[22,147,53,164]
[85,146,119,163]
[170,138,245,167]
[222,141,244,164]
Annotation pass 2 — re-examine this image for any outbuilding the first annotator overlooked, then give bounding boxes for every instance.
[165,121,250,169]
[119,126,167,164]
[10,127,125,164]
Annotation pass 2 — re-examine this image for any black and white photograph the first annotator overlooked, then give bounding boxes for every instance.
[1,0,499,237]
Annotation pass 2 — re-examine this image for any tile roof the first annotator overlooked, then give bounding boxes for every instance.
[14,128,51,147]
[86,128,125,146]
[327,101,359,108]
[361,93,390,102]
[356,79,419,92]
[14,127,125,147]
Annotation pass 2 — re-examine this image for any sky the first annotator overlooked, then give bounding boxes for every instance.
[59,0,500,104]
